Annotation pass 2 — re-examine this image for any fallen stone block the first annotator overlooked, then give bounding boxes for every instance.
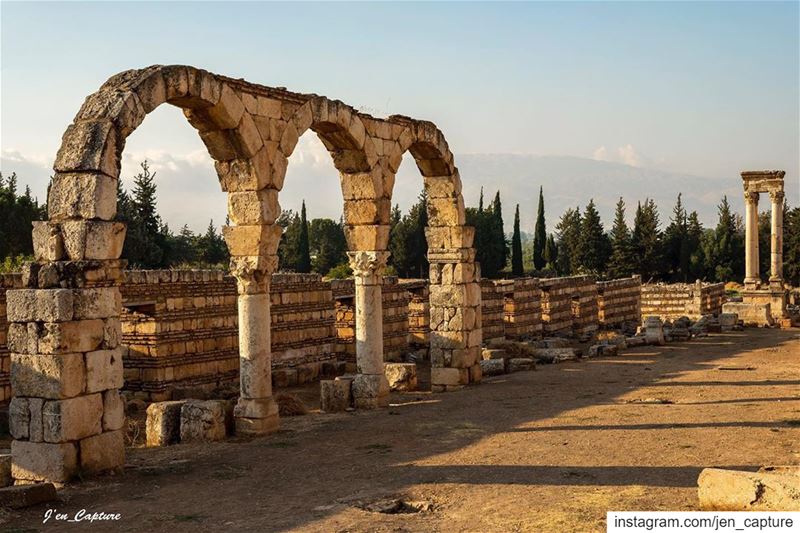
[479,359,505,376]
[532,348,577,364]
[643,316,665,346]
[180,400,230,442]
[718,312,738,329]
[481,348,507,360]
[626,335,646,347]
[384,363,418,391]
[145,400,185,447]
[11,441,78,483]
[0,482,57,509]
[698,467,800,511]
[507,358,534,372]
[320,379,351,413]
[351,374,389,409]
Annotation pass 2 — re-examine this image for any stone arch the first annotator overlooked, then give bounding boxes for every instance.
[383,118,482,392]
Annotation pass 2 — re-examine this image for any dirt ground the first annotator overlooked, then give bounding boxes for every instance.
[3,328,799,532]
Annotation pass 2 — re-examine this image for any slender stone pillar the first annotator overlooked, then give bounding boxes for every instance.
[769,190,784,284]
[230,255,279,435]
[744,191,760,286]
[347,250,390,409]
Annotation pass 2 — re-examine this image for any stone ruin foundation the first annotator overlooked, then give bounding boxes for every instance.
[640,281,725,321]
[596,275,641,330]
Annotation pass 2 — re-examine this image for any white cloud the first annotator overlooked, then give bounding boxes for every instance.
[591,144,644,167]
[592,145,609,161]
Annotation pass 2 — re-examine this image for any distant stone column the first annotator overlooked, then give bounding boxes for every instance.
[230,255,279,435]
[347,250,390,409]
[769,190,784,284]
[744,191,760,286]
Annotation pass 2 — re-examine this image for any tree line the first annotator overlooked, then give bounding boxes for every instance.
[1,163,799,287]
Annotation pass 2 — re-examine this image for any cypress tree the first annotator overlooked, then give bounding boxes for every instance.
[491,191,509,271]
[533,186,546,270]
[607,197,634,279]
[511,204,524,276]
[544,233,558,270]
[478,187,484,212]
[297,200,311,273]
[577,199,610,275]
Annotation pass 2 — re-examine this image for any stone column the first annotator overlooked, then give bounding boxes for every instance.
[744,191,760,286]
[347,250,390,409]
[230,255,279,435]
[769,190,784,285]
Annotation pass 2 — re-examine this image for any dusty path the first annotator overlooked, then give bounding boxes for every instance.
[4,328,800,532]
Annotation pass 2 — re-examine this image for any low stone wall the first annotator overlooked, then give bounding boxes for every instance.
[401,280,429,350]
[597,276,641,328]
[481,279,509,343]
[0,274,23,403]
[269,274,337,387]
[641,281,726,320]
[502,278,542,340]
[539,275,596,336]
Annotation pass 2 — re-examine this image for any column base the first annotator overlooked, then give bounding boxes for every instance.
[234,397,280,436]
[351,374,389,409]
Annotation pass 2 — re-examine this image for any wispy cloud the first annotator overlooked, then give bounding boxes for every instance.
[592,144,645,167]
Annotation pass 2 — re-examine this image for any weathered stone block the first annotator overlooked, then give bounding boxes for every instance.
[7,289,74,323]
[479,359,505,376]
[85,348,124,393]
[384,363,417,391]
[79,429,125,474]
[698,468,800,511]
[31,222,65,262]
[38,320,104,354]
[146,400,185,446]
[9,397,32,440]
[73,287,120,319]
[54,120,120,178]
[60,220,126,260]
[11,440,78,483]
[42,394,103,443]
[508,358,535,372]
[102,390,125,431]
[351,374,389,409]
[222,224,282,256]
[207,84,244,130]
[10,353,86,399]
[180,400,229,442]
[430,367,467,387]
[320,379,351,413]
[343,225,390,251]
[48,172,117,221]
[0,482,58,508]
[227,189,280,225]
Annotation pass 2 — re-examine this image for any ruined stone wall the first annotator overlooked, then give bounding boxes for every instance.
[502,278,542,340]
[269,273,337,387]
[0,274,23,403]
[332,277,411,364]
[481,279,509,343]
[401,280,429,350]
[641,281,726,320]
[539,275,597,336]
[597,276,641,328]
[120,271,338,400]
[120,270,239,401]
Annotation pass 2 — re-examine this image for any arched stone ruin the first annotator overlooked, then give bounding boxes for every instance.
[8,65,482,483]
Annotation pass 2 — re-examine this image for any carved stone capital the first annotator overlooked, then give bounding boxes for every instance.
[230,255,278,294]
[769,190,785,204]
[744,191,760,204]
[347,250,389,284]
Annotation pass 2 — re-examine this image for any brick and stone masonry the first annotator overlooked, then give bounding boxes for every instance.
[539,275,598,336]
[0,274,23,404]
[481,279,510,343]
[501,278,542,340]
[641,281,725,320]
[402,280,430,351]
[597,275,641,328]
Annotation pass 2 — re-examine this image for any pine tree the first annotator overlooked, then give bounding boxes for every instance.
[702,196,741,282]
[631,199,662,281]
[511,204,524,276]
[122,161,167,268]
[198,220,228,265]
[784,205,800,286]
[309,218,347,275]
[532,186,546,270]
[389,192,429,278]
[686,211,706,280]
[663,194,689,281]
[297,201,311,273]
[555,207,582,275]
[576,199,610,275]
[607,197,634,279]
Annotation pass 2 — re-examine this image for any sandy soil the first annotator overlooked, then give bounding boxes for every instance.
[3,328,799,532]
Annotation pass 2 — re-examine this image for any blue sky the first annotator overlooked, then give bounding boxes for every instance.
[2,1,798,231]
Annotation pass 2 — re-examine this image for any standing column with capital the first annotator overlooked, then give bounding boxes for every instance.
[230,255,280,435]
[347,250,390,409]
[769,190,784,285]
[744,191,760,286]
